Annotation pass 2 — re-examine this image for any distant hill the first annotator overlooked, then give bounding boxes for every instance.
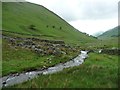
[98,26,119,39]
[93,31,104,37]
[2,2,97,45]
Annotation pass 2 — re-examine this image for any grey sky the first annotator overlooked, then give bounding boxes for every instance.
[26,0,119,35]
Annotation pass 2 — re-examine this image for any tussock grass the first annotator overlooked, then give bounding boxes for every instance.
[10,53,118,88]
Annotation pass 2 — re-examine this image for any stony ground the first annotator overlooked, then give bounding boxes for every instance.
[2,34,82,76]
[3,35,80,57]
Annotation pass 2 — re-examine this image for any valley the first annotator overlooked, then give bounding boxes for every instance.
[1,1,119,88]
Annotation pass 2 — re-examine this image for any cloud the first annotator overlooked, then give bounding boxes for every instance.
[78,0,118,20]
[27,0,119,21]
[26,0,118,35]
[119,2,120,25]
[69,18,117,35]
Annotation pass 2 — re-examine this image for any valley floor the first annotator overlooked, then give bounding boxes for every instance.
[9,52,118,88]
[2,33,118,88]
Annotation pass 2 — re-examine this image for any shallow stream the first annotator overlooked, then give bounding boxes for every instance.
[0,51,88,88]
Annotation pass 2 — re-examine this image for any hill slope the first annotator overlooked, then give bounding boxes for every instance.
[2,2,96,45]
[98,26,119,39]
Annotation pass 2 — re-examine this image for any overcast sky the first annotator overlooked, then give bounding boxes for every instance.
[26,0,119,35]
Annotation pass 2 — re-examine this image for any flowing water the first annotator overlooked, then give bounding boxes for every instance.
[0,51,88,88]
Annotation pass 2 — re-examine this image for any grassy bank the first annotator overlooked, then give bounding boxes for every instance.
[2,38,79,76]
[9,52,118,88]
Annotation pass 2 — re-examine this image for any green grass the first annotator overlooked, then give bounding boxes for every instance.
[10,52,118,88]
[87,26,119,49]
[85,37,119,50]
[0,41,1,77]
[0,31,2,76]
[0,38,2,44]
[2,1,119,88]
[2,39,79,76]
[98,26,119,39]
[2,2,97,45]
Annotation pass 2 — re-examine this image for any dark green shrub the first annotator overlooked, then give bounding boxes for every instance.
[29,25,36,30]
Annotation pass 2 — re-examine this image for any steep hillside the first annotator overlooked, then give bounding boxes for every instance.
[98,26,119,39]
[2,2,97,45]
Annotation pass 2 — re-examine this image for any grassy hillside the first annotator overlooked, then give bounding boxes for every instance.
[96,26,119,49]
[1,2,118,88]
[98,26,119,40]
[2,2,97,45]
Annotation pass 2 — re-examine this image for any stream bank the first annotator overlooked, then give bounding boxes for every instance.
[0,51,88,88]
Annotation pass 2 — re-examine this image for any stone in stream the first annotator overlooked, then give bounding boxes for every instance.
[2,81,6,85]
[43,66,46,69]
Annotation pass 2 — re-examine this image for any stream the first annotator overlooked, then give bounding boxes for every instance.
[0,51,88,88]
